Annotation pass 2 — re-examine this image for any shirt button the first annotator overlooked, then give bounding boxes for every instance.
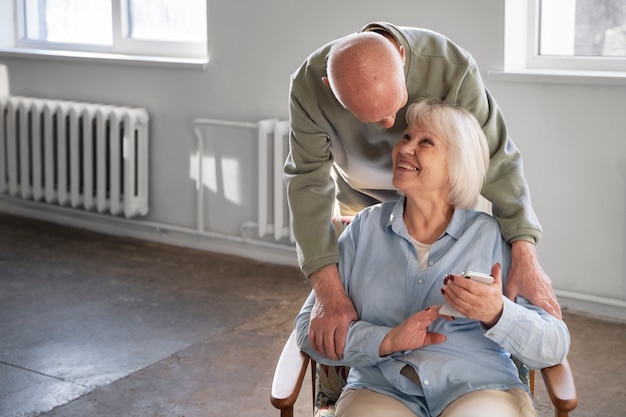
[418,278,424,284]
[428,261,434,266]
[423,379,429,385]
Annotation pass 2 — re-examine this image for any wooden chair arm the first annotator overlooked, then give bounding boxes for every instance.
[270,330,310,415]
[540,357,578,414]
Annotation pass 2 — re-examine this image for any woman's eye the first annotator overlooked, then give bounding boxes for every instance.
[420,138,434,146]
[402,133,411,141]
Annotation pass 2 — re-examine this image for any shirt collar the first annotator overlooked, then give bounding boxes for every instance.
[387,196,468,242]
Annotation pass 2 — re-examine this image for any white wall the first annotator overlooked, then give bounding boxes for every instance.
[1,1,624,319]
[488,79,626,319]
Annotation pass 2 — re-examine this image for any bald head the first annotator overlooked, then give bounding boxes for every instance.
[325,32,407,128]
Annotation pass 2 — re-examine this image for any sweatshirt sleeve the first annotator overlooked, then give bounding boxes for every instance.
[454,55,543,244]
[283,74,340,278]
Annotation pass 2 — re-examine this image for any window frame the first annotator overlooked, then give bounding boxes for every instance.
[10,0,208,66]
[527,0,626,73]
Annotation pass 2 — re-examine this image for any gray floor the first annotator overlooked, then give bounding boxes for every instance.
[0,212,624,417]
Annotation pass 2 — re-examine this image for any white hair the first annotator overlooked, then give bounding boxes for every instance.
[405,98,489,209]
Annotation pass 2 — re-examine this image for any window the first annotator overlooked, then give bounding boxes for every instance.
[14,0,207,62]
[530,0,626,71]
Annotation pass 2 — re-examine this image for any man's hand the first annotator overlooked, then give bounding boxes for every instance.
[309,265,358,360]
[506,240,562,319]
[379,306,446,356]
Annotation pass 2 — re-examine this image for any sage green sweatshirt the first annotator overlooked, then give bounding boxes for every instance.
[284,22,541,277]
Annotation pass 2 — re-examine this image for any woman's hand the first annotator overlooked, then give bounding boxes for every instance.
[379,306,446,356]
[441,264,504,328]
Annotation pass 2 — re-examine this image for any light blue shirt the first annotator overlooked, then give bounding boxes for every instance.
[295,197,570,417]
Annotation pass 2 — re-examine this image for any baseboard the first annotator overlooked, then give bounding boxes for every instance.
[556,290,626,323]
[0,198,299,269]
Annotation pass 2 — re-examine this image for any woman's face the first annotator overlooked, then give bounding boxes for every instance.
[392,123,450,199]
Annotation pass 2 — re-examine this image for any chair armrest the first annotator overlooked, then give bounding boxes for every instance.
[271,329,311,411]
[540,357,578,412]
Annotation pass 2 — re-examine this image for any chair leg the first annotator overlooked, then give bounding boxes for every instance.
[311,359,317,415]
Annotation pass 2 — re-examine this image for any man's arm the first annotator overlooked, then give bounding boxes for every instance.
[455,56,561,317]
[507,240,562,319]
[308,265,358,360]
[285,72,359,358]
[284,73,340,277]
[456,58,542,244]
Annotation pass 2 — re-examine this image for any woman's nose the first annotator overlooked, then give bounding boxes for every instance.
[398,141,415,155]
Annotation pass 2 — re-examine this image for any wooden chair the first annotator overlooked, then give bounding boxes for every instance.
[270,329,578,417]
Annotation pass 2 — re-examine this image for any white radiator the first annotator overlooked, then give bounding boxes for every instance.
[257,119,293,242]
[0,96,149,218]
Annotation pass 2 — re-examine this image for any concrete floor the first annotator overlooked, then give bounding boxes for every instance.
[0,212,624,417]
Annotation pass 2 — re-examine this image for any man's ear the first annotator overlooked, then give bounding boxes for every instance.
[399,45,406,64]
[322,77,331,88]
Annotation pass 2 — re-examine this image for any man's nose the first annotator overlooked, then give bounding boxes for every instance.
[378,115,396,128]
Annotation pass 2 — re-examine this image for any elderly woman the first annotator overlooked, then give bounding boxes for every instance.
[295,98,570,417]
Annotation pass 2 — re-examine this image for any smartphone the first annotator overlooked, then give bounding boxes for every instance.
[462,271,494,285]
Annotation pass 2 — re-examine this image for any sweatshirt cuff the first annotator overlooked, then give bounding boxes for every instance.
[502,226,542,245]
[302,255,339,279]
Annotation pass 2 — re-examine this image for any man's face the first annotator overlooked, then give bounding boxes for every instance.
[348,85,408,128]
[324,36,408,129]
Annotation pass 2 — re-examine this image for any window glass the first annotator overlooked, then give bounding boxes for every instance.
[23,0,112,45]
[16,0,207,61]
[128,0,206,42]
[539,0,626,57]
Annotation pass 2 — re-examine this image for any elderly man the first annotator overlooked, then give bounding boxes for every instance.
[284,22,560,360]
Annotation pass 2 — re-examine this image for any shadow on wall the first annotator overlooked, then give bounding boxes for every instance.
[190,122,258,236]
[190,119,293,246]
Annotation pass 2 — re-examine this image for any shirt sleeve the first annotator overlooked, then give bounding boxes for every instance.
[484,296,570,369]
[294,290,393,368]
[294,215,394,367]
